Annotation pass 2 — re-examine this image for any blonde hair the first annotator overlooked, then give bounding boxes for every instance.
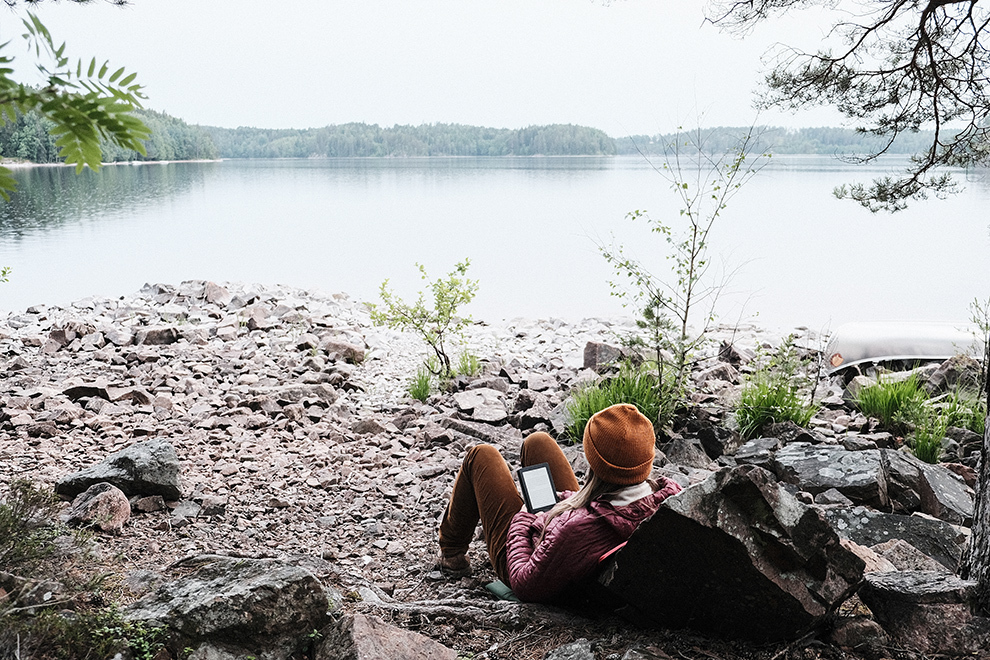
[535,470,625,545]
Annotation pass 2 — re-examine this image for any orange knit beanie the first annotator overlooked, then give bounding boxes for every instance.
[583,403,656,485]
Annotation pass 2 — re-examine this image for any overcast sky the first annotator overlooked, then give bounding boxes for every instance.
[22,0,845,136]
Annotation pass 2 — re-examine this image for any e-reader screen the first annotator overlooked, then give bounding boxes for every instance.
[518,463,558,513]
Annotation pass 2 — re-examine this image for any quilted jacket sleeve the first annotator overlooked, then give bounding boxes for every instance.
[506,509,616,603]
[505,478,684,603]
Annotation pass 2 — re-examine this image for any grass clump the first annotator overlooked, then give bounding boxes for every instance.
[456,350,481,377]
[734,336,818,440]
[565,364,675,443]
[736,372,816,440]
[934,388,986,435]
[854,370,986,463]
[735,337,817,440]
[911,408,947,464]
[408,364,432,402]
[854,374,927,432]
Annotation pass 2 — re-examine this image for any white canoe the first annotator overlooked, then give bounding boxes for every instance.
[825,321,982,373]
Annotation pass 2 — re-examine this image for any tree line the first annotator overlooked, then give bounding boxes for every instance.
[0,111,968,163]
[201,122,617,158]
[0,108,219,163]
[615,126,944,157]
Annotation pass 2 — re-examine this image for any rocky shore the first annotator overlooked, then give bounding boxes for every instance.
[0,280,986,660]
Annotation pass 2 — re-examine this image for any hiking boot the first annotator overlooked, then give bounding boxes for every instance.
[438,552,471,578]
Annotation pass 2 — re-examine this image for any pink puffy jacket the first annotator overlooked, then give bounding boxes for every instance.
[505,477,682,602]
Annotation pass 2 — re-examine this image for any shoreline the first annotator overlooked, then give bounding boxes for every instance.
[0,280,803,349]
[0,158,224,169]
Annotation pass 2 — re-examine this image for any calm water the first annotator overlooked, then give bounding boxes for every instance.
[1,156,988,332]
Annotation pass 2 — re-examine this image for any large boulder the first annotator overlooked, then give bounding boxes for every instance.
[599,465,864,642]
[733,437,781,471]
[924,355,982,395]
[824,507,966,572]
[772,443,888,508]
[63,482,130,534]
[55,438,182,500]
[583,342,624,372]
[126,555,329,659]
[660,436,716,470]
[315,613,457,660]
[857,571,990,656]
[452,388,508,424]
[881,449,974,525]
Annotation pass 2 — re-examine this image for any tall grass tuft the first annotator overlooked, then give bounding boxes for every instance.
[935,388,986,435]
[854,374,927,431]
[565,364,675,444]
[912,408,947,464]
[408,364,432,402]
[735,372,817,440]
[734,335,818,440]
[456,350,481,377]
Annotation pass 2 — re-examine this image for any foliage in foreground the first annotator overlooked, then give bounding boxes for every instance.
[565,364,676,443]
[1,606,166,660]
[0,480,66,574]
[710,1,990,212]
[0,480,167,660]
[734,337,817,440]
[370,259,479,378]
[0,13,150,200]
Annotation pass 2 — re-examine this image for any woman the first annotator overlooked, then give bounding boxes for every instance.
[438,403,682,602]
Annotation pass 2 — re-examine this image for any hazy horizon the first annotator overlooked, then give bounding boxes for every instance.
[21,1,850,137]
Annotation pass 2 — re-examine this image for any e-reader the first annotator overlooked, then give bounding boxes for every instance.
[518,463,559,513]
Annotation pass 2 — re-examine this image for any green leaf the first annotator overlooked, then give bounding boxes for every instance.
[0,165,17,201]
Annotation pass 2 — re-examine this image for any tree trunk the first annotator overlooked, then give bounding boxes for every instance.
[964,415,990,613]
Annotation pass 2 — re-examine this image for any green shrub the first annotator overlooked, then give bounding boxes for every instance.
[735,371,817,440]
[3,606,165,660]
[408,364,432,402]
[565,364,675,443]
[370,259,479,378]
[911,408,948,464]
[0,480,66,574]
[854,374,927,431]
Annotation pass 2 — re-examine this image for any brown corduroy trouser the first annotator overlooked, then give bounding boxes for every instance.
[438,432,581,583]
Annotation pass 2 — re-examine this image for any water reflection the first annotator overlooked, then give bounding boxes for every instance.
[0,156,987,328]
[0,162,215,240]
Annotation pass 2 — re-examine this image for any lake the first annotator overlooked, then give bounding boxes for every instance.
[1,156,988,333]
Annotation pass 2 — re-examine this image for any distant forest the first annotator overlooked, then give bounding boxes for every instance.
[0,107,959,163]
[203,122,617,157]
[0,109,219,163]
[615,126,940,157]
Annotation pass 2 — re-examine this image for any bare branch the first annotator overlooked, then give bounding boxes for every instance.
[711,0,990,211]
